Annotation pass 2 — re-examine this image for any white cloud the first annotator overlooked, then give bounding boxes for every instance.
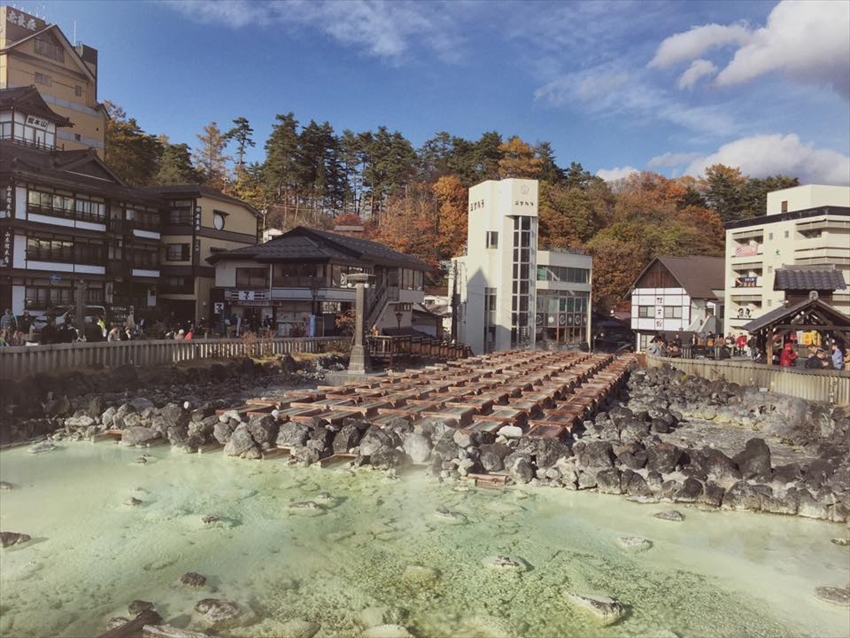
[677,59,717,90]
[649,23,752,68]
[596,166,640,182]
[534,67,739,137]
[649,0,850,98]
[647,151,703,168]
[162,0,466,63]
[716,1,850,99]
[685,134,850,185]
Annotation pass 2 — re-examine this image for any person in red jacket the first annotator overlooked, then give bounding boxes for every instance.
[780,342,798,367]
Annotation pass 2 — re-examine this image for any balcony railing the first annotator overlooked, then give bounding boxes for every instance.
[28,203,105,225]
[1,133,62,152]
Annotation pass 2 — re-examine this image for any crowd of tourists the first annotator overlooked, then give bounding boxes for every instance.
[646,329,845,371]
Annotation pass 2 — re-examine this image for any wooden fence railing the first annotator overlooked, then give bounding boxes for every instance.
[368,335,470,366]
[0,337,349,380]
[644,354,850,406]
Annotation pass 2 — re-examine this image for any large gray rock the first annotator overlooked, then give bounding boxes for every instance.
[194,598,242,628]
[247,414,278,447]
[332,423,363,454]
[596,468,623,494]
[645,442,682,474]
[574,440,614,470]
[565,593,626,626]
[402,433,432,463]
[624,470,653,498]
[359,427,395,457]
[674,477,703,503]
[506,455,534,484]
[0,531,31,547]
[723,481,769,511]
[121,426,160,447]
[224,424,259,458]
[213,421,235,444]
[276,421,309,448]
[159,403,189,430]
[533,439,572,468]
[370,447,408,470]
[734,438,772,481]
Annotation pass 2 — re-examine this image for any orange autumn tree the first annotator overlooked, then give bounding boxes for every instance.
[433,175,468,259]
[497,136,543,179]
[587,171,723,310]
[374,182,440,269]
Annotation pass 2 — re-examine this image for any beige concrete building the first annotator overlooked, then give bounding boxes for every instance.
[144,185,263,325]
[725,184,850,333]
[0,6,105,156]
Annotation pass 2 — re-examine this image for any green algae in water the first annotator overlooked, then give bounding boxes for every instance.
[0,444,848,638]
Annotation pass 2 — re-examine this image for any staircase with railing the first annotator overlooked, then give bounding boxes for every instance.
[365,281,399,330]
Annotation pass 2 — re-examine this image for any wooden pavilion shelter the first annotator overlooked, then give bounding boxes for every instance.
[742,292,850,365]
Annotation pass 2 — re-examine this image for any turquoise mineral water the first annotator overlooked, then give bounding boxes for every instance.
[0,442,848,638]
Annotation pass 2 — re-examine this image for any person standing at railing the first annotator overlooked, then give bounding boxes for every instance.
[832,342,845,371]
[1,309,17,333]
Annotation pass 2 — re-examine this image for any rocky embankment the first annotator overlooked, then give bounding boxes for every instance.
[8,361,850,524]
[0,354,344,445]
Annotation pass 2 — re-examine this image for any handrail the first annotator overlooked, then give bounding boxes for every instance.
[0,336,349,381]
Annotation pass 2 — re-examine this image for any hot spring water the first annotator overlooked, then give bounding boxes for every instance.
[0,442,848,637]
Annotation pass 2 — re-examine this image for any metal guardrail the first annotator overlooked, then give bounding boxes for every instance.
[0,337,349,381]
[644,354,850,406]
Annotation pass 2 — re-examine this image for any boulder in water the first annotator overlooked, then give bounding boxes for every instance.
[0,531,31,547]
[565,592,626,625]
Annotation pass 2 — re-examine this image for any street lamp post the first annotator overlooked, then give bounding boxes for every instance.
[395,310,403,335]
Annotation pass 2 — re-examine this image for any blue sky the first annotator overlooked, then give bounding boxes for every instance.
[21,0,850,185]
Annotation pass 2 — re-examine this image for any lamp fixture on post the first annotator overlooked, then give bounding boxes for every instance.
[395,310,403,335]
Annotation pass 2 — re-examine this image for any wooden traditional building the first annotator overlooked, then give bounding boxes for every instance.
[628,255,725,350]
[208,226,428,337]
[0,86,164,319]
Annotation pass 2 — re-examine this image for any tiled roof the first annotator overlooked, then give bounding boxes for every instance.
[657,256,725,299]
[774,268,847,291]
[742,296,850,334]
[0,86,72,126]
[208,226,429,270]
[0,143,163,206]
[631,255,724,299]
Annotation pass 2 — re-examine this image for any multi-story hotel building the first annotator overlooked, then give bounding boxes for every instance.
[725,185,850,332]
[0,86,164,318]
[450,178,592,354]
[1,6,106,157]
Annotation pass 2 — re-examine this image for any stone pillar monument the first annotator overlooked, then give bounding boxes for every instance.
[346,272,373,374]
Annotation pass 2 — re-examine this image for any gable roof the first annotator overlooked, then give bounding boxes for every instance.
[208,226,430,271]
[1,24,97,85]
[0,85,72,126]
[742,296,850,334]
[774,267,847,291]
[0,143,162,206]
[630,255,725,300]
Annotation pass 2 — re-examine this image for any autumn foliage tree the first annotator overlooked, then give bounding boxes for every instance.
[433,175,468,259]
[587,172,724,309]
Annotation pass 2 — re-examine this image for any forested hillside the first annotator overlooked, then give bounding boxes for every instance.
[104,105,798,309]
